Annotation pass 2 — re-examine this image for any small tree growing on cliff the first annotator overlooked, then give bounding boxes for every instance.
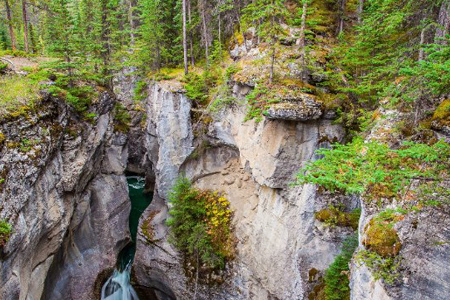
[166,177,235,281]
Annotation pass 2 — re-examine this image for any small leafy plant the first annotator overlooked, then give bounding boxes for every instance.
[0,219,12,248]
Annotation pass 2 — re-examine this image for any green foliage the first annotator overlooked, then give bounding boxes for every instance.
[323,234,358,300]
[356,250,402,285]
[48,84,94,113]
[0,63,7,73]
[184,70,221,105]
[113,103,131,133]
[0,219,12,248]
[184,73,209,103]
[297,138,450,199]
[225,64,241,81]
[134,80,148,101]
[208,84,237,114]
[166,177,235,271]
[244,85,269,123]
[242,0,288,43]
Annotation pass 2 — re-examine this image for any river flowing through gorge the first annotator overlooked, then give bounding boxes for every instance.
[101,176,152,300]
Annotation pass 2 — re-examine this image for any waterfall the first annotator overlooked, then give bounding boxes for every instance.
[101,262,139,300]
[100,176,152,300]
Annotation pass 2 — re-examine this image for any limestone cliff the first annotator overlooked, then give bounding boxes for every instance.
[132,81,356,300]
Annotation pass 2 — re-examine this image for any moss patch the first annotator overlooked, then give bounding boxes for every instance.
[315,205,361,230]
[433,99,450,125]
[363,218,401,257]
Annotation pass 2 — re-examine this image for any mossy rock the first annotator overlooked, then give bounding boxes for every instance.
[363,219,401,257]
[315,207,360,230]
[432,99,450,129]
[433,99,450,121]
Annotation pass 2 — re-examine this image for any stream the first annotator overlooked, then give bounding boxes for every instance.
[101,176,153,300]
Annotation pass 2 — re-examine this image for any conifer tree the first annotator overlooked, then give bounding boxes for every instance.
[243,0,288,83]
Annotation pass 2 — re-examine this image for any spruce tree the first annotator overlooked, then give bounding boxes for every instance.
[243,0,288,83]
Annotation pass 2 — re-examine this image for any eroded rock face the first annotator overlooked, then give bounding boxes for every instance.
[0,93,132,300]
[266,95,323,122]
[133,84,350,300]
[145,83,194,199]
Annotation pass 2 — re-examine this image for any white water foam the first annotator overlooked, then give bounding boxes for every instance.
[101,262,139,300]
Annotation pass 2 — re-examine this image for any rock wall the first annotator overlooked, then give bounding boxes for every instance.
[0,93,132,300]
[133,82,356,300]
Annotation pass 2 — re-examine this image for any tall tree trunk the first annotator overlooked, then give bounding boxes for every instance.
[4,0,17,51]
[419,26,426,61]
[188,0,194,66]
[128,0,137,44]
[269,14,275,84]
[299,0,308,81]
[101,0,111,87]
[201,8,209,66]
[22,0,30,52]
[435,0,450,45]
[183,0,188,75]
[357,0,364,23]
[337,0,347,35]
[270,47,275,84]
[218,13,222,46]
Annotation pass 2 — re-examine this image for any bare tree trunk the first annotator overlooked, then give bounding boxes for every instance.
[357,0,364,23]
[22,0,30,52]
[193,250,199,300]
[188,0,195,67]
[269,14,275,84]
[337,0,347,35]
[270,47,275,84]
[299,0,308,81]
[183,0,188,75]
[201,7,209,66]
[218,13,222,45]
[128,0,138,44]
[101,0,111,87]
[419,27,426,61]
[4,0,17,51]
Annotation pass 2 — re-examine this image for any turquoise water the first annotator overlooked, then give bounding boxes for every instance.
[117,176,152,270]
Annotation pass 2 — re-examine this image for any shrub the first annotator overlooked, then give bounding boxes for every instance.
[166,177,235,271]
[323,234,358,300]
[0,219,12,248]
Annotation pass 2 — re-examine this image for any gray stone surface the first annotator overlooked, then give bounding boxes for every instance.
[0,93,132,300]
[134,86,349,300]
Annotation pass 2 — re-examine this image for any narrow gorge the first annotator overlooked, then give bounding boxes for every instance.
[1,1,450,300]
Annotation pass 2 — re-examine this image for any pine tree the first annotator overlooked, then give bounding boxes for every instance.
[243,0,288,83]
